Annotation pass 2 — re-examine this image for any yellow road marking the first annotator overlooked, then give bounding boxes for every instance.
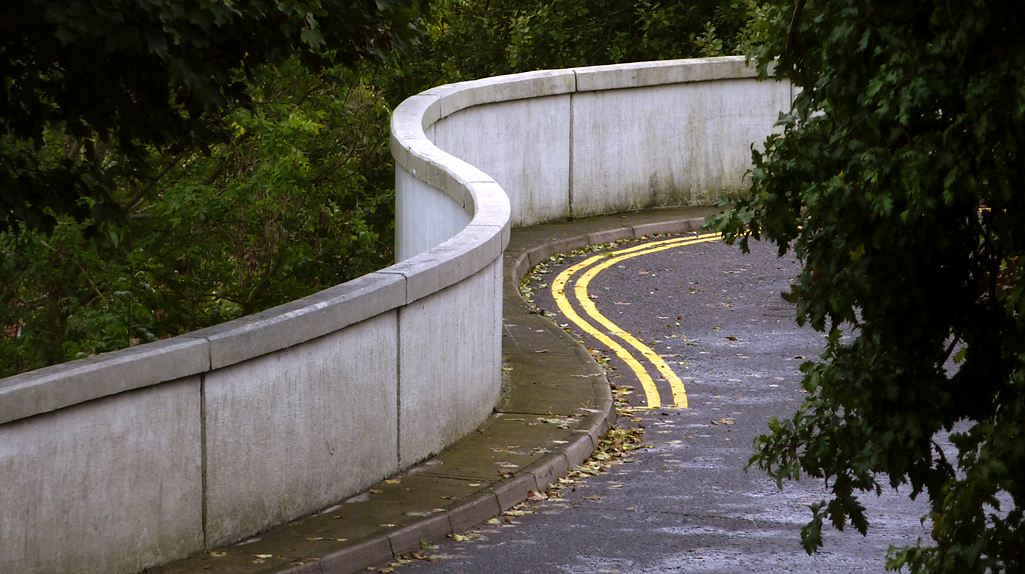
[551,232,722,409]
[553,257,664,408]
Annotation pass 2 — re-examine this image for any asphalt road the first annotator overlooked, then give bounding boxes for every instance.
[384,234,930,574]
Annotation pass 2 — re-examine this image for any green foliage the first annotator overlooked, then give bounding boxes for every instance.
[1,58,394,376]
[1,0,424,235]
[381,0,763,103]
[711,1,1025,571]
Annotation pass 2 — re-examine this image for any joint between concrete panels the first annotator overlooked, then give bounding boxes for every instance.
[387,230,504,305]
[396,307,404,468]
[568,90,576,219]
[199,372,209,549]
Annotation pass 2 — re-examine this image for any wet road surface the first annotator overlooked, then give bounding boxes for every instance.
[383,235,930,573]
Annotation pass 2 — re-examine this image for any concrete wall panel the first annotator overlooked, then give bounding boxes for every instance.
[398,258,503,467]
[569,77,790,217]
[434,96,572,227]
[0,378,202,574]
[203,312,400,546]
[396,165,472,261]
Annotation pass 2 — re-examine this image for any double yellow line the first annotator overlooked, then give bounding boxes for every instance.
[551,232,722,409]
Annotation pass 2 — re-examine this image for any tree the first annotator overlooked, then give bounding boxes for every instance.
[380,0,762,104]
[0,0,423,235]
[711,1,1025,572]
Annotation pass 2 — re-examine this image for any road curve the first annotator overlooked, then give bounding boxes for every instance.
[389,232,932,574]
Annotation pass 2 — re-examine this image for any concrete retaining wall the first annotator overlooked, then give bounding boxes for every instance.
[0,57,788,574]
[395,57,792,255]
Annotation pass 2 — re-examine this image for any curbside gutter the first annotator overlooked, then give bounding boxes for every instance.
[144,207,712,574]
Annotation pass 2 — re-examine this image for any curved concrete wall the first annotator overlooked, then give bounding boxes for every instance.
[0,57,789,574]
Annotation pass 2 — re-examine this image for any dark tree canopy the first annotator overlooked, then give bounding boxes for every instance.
[713,1,1025,572]
[380,0,761,104]
[0,0,423,234]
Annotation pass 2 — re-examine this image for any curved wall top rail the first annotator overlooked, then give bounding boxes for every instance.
[391,57,788,260]
[0,56,790,574]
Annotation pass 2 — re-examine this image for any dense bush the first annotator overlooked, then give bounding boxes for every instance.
[1,59,394,374]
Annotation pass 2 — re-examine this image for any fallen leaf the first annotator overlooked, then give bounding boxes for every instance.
[712,418,736,425]
[492,447,527,455]
[527,490,548,501]
[385,479,401,484]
